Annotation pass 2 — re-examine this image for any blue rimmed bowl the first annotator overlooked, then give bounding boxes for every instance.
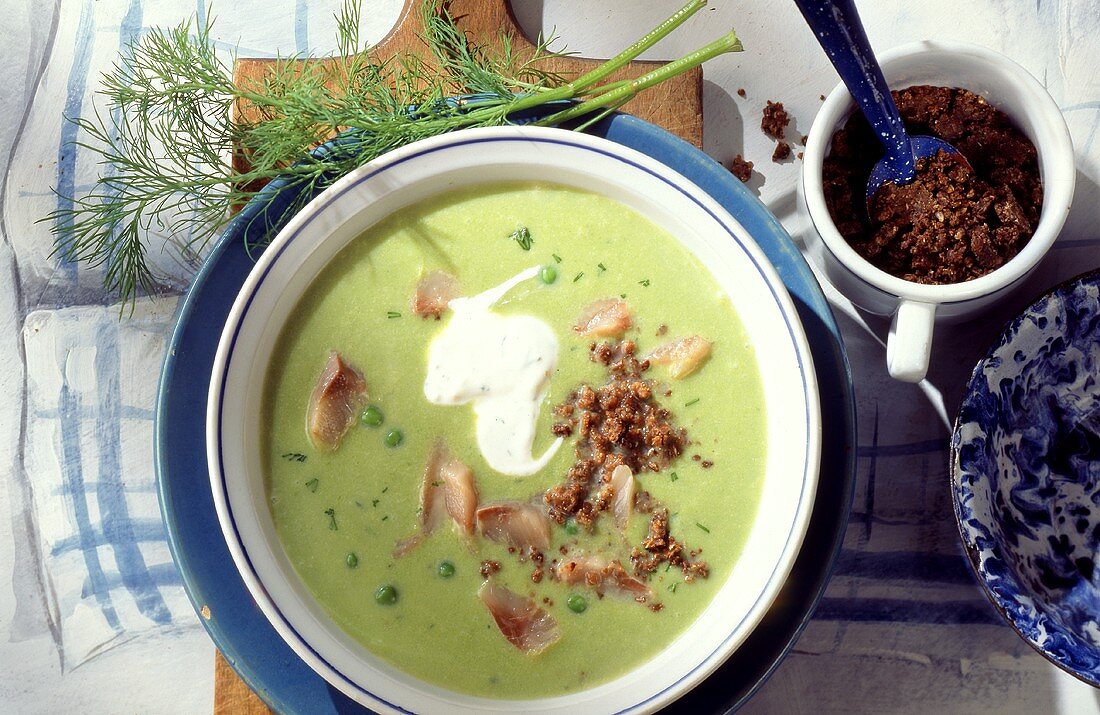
[206,125,822,713]
[953,268,1100,685]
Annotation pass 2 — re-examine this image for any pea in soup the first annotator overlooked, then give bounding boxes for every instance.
[263,181,766,698]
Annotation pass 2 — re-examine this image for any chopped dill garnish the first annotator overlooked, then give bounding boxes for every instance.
[573,272,584,282]
[381,515,390,522]
[552,253,562,263]
[44,0,743,308]
[386,311,401,319]
[695,522,710,533]
[638,278,651,287]
[597,262,607,274]
[670,471,678,482]
[281,452,307,462]
[305,478,319,493]
[620,293,627,299]
[382,486,389,493]
[668,582,678,593]
[685,397,700,406]
[324,508,338,530]
[509,225,533,250]
[371,498,379,507]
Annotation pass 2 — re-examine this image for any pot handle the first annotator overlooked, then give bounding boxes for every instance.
[886,300,936,382]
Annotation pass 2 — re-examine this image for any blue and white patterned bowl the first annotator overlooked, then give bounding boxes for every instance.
[953,269,1100,685]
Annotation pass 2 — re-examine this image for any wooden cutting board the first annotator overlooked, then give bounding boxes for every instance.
[217,1,703,712]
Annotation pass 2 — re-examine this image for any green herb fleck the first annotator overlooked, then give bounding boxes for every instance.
[438,561,456,578]
[695,522,710,533]
[668,582,678,593]
[382,486,389,493]
[685,397,700,406]
[566,594,588,613]
[371,498,379,507]
[381,515,389,521]
[573,272,584,283]
[597,262,607,274]
[564,519,579,536]
[670,472,678,482]
[305,478,320,493]
[620,293,627,299]
[324,508,337,531]
[346,552,359,568]
[552,253,562,263]
[638,278,651,287]
[540,265,557,284]
[509,225,533,250]
[374,584,398,606]
[281,452,307,463]
[385,429,404,448]
[386,310,401,319]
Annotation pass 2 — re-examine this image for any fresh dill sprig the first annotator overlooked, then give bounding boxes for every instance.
[46,0,742,307]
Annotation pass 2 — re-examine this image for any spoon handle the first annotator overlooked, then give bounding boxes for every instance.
[793,0,915,183]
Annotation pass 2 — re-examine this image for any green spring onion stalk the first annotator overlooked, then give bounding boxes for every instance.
[46,0,742,307]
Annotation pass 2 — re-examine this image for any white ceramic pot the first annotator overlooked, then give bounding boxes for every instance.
[800,41,1075,383]
[208,126,821,713]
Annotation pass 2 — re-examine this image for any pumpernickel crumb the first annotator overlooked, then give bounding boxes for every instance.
[761,100,790,139]
[772,142,792,162]
[823,85,1042,284]
[630,507,709,580]
[865,149,1032,282]
[737,87,747,98]
[479,560,501,578]
[545,340,685,527]
[730,154,754,183]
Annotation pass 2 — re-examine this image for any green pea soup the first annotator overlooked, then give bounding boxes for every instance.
[263,181,767,698]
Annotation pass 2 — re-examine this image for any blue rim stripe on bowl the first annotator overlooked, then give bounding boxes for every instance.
[212,132,817,713]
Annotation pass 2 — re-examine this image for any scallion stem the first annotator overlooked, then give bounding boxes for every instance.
[538,32,743,126]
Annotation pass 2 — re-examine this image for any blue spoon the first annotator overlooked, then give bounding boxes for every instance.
[794,0,965,201]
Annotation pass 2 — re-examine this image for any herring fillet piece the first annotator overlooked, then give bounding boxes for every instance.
[411,270,460,319]
[306,351,367,450]
[395,441,478,556]
[478,582,560,654]
[476,501,551,550]
[647,335,713,378]
[572,298,633,337]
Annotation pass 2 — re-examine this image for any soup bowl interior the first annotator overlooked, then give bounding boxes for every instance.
[208,126,820,713]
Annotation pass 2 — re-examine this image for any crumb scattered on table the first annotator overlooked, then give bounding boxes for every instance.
[736,87,746,98]
[761,100,790,139]
[729,154,754,183]
[772,142,791,162]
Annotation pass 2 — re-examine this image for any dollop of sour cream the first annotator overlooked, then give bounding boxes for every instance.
[423,266,562,476]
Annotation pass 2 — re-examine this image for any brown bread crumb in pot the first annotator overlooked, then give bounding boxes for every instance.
[822,85,1043,284]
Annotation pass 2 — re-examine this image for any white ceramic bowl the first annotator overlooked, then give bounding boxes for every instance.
[208,126,821,713]
[800,41,1075,383]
